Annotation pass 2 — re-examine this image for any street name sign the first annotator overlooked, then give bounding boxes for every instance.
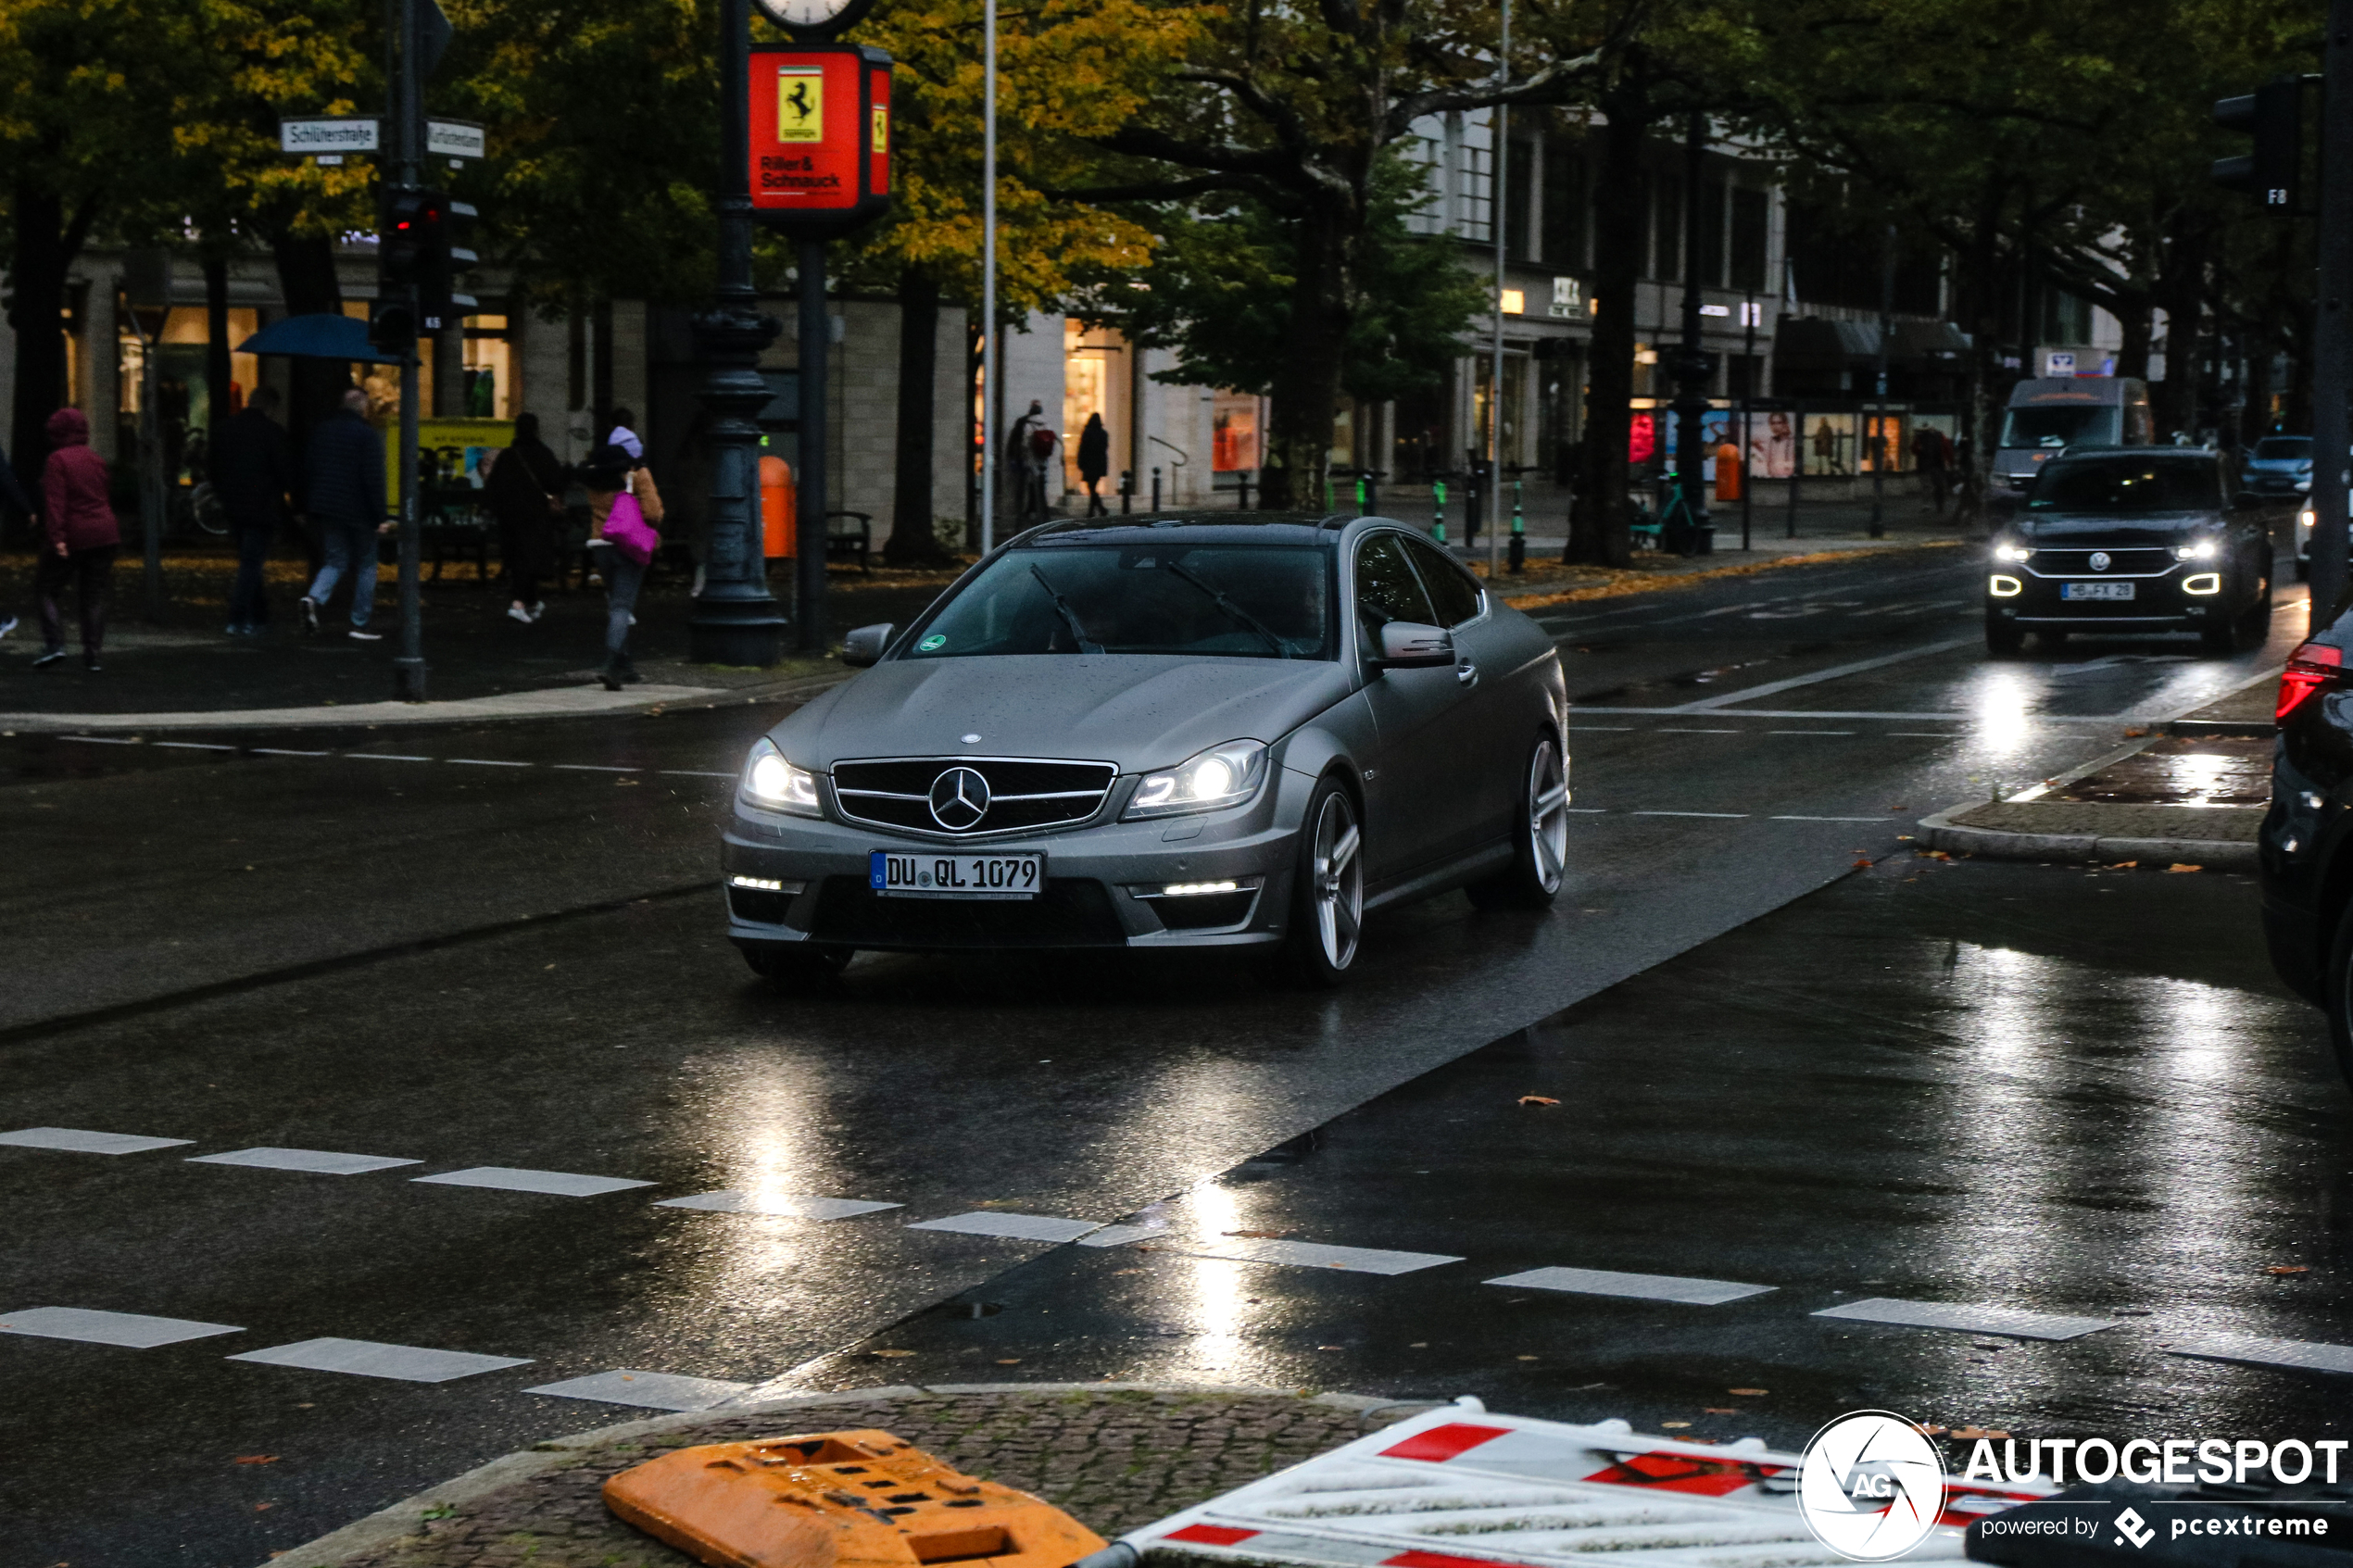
[281,118,380,155]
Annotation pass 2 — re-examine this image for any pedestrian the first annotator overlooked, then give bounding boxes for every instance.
[1026,422,1058,521]
[486,411,566,623]
[583,438,663,690]
[1913,426,1951,516]
[1076,413,1110,518]
[209,385,294,635]
[0,434,32,640]
[1952,435,1982,522]
[1003,399,1042,518]
[296,387,393,642]
[31,408,120,671]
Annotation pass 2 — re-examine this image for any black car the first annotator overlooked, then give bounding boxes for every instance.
[2264,626,2353,1085]
[1984,449,2272,656]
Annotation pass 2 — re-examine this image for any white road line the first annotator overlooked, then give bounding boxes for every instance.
[1658,728,1739,734]
[57,735,140,745]
[1182,1237,1465,1275]
[1485,1265,1776,1306]
[1632,810,1748,819]
[0,1127,193,1155]
[2167,1334,2353,1377]
[1675,637,1977,712]
[412,1166,655,1197]
[228,1337,531,1383]
[1769,815,1893,822]
[188,1148,422,1175]
[1571,725,1631,731]
[1887,732,1963,737]
[1768,730,1855,735]
[1564,808,1608,813]
[525,1370,751,1410]
[154,742,234,750]
[447,759,531,767]
[1812,1296,2118,1341]
[907,1211,1104,1244]
[658,1191,900,1220]
[661,770,736,779]
[552,764,640,772]
[346,753,433,762]
[252,747,331,756]
[0,1307,245,1347]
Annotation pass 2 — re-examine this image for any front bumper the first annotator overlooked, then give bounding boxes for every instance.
[1985,564,2223,628]
[721,767,1315,951]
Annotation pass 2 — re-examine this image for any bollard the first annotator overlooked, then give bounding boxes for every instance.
[1151,467,1161,511]
[1508,471,1526,573]
[1119,470,1132,515]
[1432,480,1448,544]
[1238,470,1252,510]
[1354,474,1367,516]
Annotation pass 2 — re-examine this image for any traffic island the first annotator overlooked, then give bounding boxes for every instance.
[1921,730,2271,870]
[271,1386,1438,1568]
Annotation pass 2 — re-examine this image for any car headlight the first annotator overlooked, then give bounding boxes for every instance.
[742,736,822,816]
[1124,739,1268,819]
[1993,542,2032,562]
[2301,508,2317,534]
[2174,541,2219,561]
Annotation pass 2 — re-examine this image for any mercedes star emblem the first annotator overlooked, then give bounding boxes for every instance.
[2090,551,2112,571]
[928,766,991,831]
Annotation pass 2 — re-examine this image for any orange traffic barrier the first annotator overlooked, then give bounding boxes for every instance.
[604,1427,1108,1568]
[762,455,797,558]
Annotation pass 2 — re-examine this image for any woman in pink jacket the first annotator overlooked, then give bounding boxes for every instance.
[33,407,120,671]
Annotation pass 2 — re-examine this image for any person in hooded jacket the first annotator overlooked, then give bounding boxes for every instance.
[31,408,120,671]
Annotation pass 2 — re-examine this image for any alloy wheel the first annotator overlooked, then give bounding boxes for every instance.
[1529,739,1568,894]
[1311,791,1364,972]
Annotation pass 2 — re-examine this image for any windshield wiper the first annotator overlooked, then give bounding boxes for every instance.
[1159,559,1293,658]
[1028,564,1104,654]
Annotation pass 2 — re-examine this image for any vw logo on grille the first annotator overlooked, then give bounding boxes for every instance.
[927,766,991,831]
[2090,551,2112,571]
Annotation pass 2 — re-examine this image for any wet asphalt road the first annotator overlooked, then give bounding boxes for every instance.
[0,538,2339,1567]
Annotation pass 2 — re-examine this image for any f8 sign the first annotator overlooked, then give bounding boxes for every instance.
[748,44,892,235]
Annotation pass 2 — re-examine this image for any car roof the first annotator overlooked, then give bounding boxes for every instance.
[2047,446,2219,464]
[1019,512,1400,549]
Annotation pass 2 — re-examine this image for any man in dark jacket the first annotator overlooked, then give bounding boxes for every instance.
[31,407,120,671]
[297,387,392,640]
[210,386,294,635]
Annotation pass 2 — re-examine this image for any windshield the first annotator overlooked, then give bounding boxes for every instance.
[2254,437,2311,462]
[2026,459,2222,512]
[2000,405,2120,449]
[907,544,1336,659]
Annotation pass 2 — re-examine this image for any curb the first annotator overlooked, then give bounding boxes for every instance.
[266,1382,1438,1568]
[1918,803,2259,870]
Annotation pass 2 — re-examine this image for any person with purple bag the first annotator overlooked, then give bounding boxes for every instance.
[583,422,663,691]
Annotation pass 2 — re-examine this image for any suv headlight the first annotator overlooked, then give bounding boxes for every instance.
[1124,739,1268,819]
[742,736,822,816]
[2300,508,2317,534]
[1993,542,2032,562]
[2174,540,2219,561]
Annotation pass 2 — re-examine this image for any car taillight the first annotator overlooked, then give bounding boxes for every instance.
[2278,642,2346,724]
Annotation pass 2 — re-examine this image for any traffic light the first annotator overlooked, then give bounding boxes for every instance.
[2212,77,2302,211]
[371,186,444,353]
[422,199,480,325]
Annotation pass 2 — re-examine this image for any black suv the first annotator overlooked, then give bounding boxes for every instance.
[1984,449,2272,655]
[2265,624,2353,1086]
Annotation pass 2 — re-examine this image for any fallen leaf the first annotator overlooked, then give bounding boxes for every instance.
[1516,1354,1540,1361]
[1949,1427,2009,1441]
[254,1502,275,1512]
[1111,1268,1145,1275]
[2108,860,2138,870]
[870,1348,916,1358]
[1661,1420,1692,1429]
[1704,1407,1739,1414]
[995,1358,1023,1365]
[1728,1388,1767,1397]
[1851,858,1873,869]
[2167,863,2202,873]
[1919,849,1952,860]
[1317,1344,1343,1350]
[2124,728,2146,737]
[615,778,640,786]
[1517,1095,1561,1107]
[2269,1265,2310,1276]
[1409,1341,1429,1348]
[233,1455,281,1465]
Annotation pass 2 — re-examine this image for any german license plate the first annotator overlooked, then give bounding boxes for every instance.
[2061,581,2135,601]
[869,849,1042,899]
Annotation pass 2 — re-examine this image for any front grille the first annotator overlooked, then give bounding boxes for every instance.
[809,876,1126,947]
[832,756,1118,837]
[2025,547,2178,578]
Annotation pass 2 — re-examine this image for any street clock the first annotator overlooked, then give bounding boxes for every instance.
[754,0,876,40]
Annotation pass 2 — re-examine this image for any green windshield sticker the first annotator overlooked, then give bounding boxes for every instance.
[918,633,947,651]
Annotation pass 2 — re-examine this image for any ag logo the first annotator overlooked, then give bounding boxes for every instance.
[1796,1411,1945,1561]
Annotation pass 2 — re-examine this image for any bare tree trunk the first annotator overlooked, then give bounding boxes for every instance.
[268,230,347,455]
[887,266,949,566]
[1263,196,1353,509]
[1570,78,1649,566]
[2115,296,2153,382]
[6,174,91,508]
[2150,220,2207,442]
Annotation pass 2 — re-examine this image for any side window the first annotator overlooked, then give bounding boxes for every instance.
[1354,534,1437,647]
[1402,535,1484,627]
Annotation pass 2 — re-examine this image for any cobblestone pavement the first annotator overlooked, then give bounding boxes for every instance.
[330,1389,1423,1568]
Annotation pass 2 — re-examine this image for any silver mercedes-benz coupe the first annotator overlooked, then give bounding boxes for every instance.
[722,513,1569,987]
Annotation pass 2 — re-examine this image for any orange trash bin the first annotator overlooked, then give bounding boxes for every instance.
[1714,439,1743,504]
[762,455,798,558]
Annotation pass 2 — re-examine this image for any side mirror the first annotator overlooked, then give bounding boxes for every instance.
[2232,492,2266,512]
[841,622,895,668]
[1373,621,1453,669]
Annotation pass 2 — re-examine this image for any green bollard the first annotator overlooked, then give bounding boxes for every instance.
[1432,481,1449,544]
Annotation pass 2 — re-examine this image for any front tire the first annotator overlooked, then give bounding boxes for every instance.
[1468,734,1567,910]
[1279,777,1364,988]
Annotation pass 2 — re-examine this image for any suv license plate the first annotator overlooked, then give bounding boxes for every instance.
[2061,582,2135,601]
[870,850,1042,899]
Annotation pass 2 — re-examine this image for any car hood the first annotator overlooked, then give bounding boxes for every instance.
[773,655,1354,773]
[2020,510,2218,546]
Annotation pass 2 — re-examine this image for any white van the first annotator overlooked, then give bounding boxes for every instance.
[1994,377,2155,499]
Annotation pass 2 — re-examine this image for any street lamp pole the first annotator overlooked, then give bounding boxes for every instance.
[689,0,786,665]
[1869,222,1892,540]
[390,0,428,700]
[1487,0,1508,578]
[1669,108,1710,553]
[978,0,997,557]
